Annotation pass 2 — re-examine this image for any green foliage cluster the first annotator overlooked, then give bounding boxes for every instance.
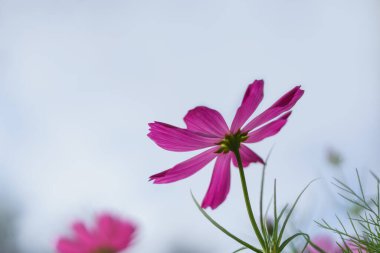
[316,170,380,253]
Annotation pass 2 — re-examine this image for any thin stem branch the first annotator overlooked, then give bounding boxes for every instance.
[233,149,266,250]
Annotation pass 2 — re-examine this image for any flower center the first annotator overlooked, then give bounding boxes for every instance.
[216,131,248,153]
[93,248,116,253]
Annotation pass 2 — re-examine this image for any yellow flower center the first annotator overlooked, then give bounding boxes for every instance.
[216,131,248,153]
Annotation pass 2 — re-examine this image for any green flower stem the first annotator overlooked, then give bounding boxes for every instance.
[233,149,266,251]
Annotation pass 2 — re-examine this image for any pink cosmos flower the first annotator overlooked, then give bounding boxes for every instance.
[148,80,304,209]
[306,235,340,253]
[56,213,136,253]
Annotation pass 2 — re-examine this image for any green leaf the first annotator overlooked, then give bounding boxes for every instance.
[278,232,308,251]
[232,247,248,253]
[276,179,317,248]
[259,149,273,248]
[304,235,328,253]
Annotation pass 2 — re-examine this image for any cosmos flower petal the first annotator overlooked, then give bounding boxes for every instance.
[111,222,137,250]
[230,80,264,133]
[71,222,97,248]
[245,112,292,143]
[242,86,303,132]
[232,144,264,167]
[56,239,84,253]
[202,153,232,209]
[150,147,218,184]
[96,214,136,249]
[148,121,220,152]
[184,106,229,137]
[97,214,115,243]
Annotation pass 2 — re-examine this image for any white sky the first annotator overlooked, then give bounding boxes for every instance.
[0,0,379,252]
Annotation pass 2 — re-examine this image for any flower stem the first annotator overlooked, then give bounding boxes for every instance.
[233,149,266,251]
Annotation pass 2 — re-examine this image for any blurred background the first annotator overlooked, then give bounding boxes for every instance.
[0,0,379,252]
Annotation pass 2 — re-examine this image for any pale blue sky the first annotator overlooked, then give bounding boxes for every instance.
[0,0,379,252]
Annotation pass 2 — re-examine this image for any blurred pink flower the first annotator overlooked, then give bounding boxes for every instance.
[347,242,367,253]
[306,235,340,253]
[57,213,136,253]
[148,80,303,209]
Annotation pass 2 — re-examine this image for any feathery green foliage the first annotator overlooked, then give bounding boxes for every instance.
[316,169,380,253]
